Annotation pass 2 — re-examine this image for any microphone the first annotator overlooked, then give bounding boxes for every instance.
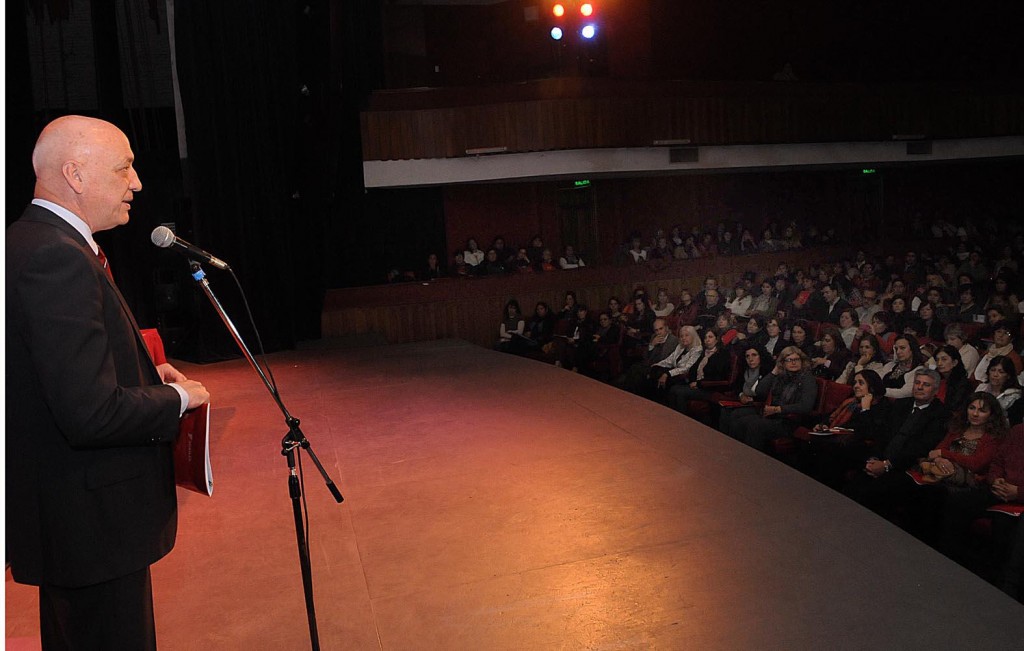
[151,226,230,270]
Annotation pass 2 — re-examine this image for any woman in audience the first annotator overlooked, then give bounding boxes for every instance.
[607,297,624,323]
[558,291,578,321]
[623,296,656,346]
[802,369,891,489]
[869,311,898,357]
[881,334,927,399]
[481,248,506,275]
[652,288,675,318]
[974,323,1024,381]
[735,314,769,349]
[944,323,981,377]
[516,301,555,354]
[740,229,758,254]
[856,261,882,293]
[575,311,621,376]
[889,295,912,334]
[451,251,469,277]
[725,346,818,452]
[916,301,946,342]
[537,248,558,272]
[763,317,785,359]
[749,280,779,317]
[496,299,525,352]
[810,325,852,381]
[933,344,972,414]
[976,356,1024,425]
[788,319,816,357]
[667,328,733,415]
[650,325,703,397]
[938,421,1023,602]
[463,238,484,270]
[715,312,741,347]
[725,283,752,318]
[718,343,773,434]
[627,238,648,264]
[838,307,861,350]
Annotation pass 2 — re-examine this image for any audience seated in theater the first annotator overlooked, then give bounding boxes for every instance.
[575,312,621,377]
[953,284,985,324]
[491,236,512,266]
[555,304,596,370]
[891,391,1009,542]
[975,306,1009,345]
[749,279,779,318]
[463,238,484,269]
[666,328,732,414]
[648,325,703,398]
[838,308,861,350]
[958,251,990,284]
[422,253,444,280]
[938,422,1024,603]
[881,334,927,399]
[810,325,852,381]
[558,245,585,270]
[802,369,892,489]
[481,248,506,275]
[759,227,781,252]
[837,333,888,385]
[696,276,720,309]
[857,288,882,326]
[856,262,883,294]
[762,317,785,359]
[673,290,700,326]
[976,356,1024,425]
[648,236,673,260]
[790,276,818,319]
[537,248,558,272]
[451,251,470,277]
[735,314,769,350]
[715,312,741,347]
[842,368,951,511]
[933,344,972,414]
[740,229,758,253]
[725,283,752,318]
[618,318,678,393]
[869,311,898,358]
[558,291,578,321]
[821,283,851,324]
[607,297,623,323]
[496,299,525,352]
[526,235,545,265]
[717,343,773,435]
[888,295,912,334]
[516,301,555,355]
[718,230,738,256]
[724,345,818,452]
[652,288,675,318]
[512,248,534,273]
[697,286,726,332]
[916,302,946,342]
[627,237,648,264]
[988,275,1021,314]
[787,319,816,358]
[623,296,656,351]
[940,323,981,377]
[974,323,1023,382]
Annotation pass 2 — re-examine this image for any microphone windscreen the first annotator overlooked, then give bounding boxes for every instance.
[151,226,175,248]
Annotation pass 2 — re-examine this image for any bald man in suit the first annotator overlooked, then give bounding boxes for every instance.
[6,116,210,650]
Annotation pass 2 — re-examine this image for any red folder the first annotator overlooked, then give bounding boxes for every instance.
[175,403,213,496]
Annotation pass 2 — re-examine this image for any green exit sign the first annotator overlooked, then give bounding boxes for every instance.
[574,179,591,187]
[862,168,877,174]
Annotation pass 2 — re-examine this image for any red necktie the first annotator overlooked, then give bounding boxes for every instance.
[95,246,114,282]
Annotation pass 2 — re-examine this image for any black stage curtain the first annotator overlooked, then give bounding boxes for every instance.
[173,1,317,356]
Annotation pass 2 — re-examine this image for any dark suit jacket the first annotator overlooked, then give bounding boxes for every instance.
[878,397,952,471]
[6,204,181,588]
[824,298,852,324]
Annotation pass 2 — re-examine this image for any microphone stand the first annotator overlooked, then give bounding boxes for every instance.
[188,262,342,651]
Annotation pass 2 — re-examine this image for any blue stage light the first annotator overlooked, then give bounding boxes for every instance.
[581,24,597,39]
[550,26,564,40]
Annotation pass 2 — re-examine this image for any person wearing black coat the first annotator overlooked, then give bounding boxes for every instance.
[667,329,733,414]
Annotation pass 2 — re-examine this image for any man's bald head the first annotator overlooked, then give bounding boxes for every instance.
[32,115,141,233]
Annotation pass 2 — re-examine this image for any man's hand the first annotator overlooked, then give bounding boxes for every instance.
[156,362,188,383]
[179,380,210,410]
[864,459,888,477]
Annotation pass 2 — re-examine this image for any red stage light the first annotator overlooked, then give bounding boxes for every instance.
[552,4,565,18]
[580,3,594,17]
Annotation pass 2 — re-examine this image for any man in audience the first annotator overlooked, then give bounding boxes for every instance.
[842,369,951,512]
[618,318,677,394]
[857,289,882,326]
[953,285,985,324]
[821,282,852,324]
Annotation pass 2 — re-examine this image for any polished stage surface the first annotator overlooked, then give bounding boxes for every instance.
[6,339,1024,649]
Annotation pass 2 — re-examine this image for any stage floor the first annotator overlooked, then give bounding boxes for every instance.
[6,339,1024,649]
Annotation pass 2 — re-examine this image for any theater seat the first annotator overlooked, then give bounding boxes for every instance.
[771,378,853,456]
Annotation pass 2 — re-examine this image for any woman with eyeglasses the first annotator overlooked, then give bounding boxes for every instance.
[724,346,818,452]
